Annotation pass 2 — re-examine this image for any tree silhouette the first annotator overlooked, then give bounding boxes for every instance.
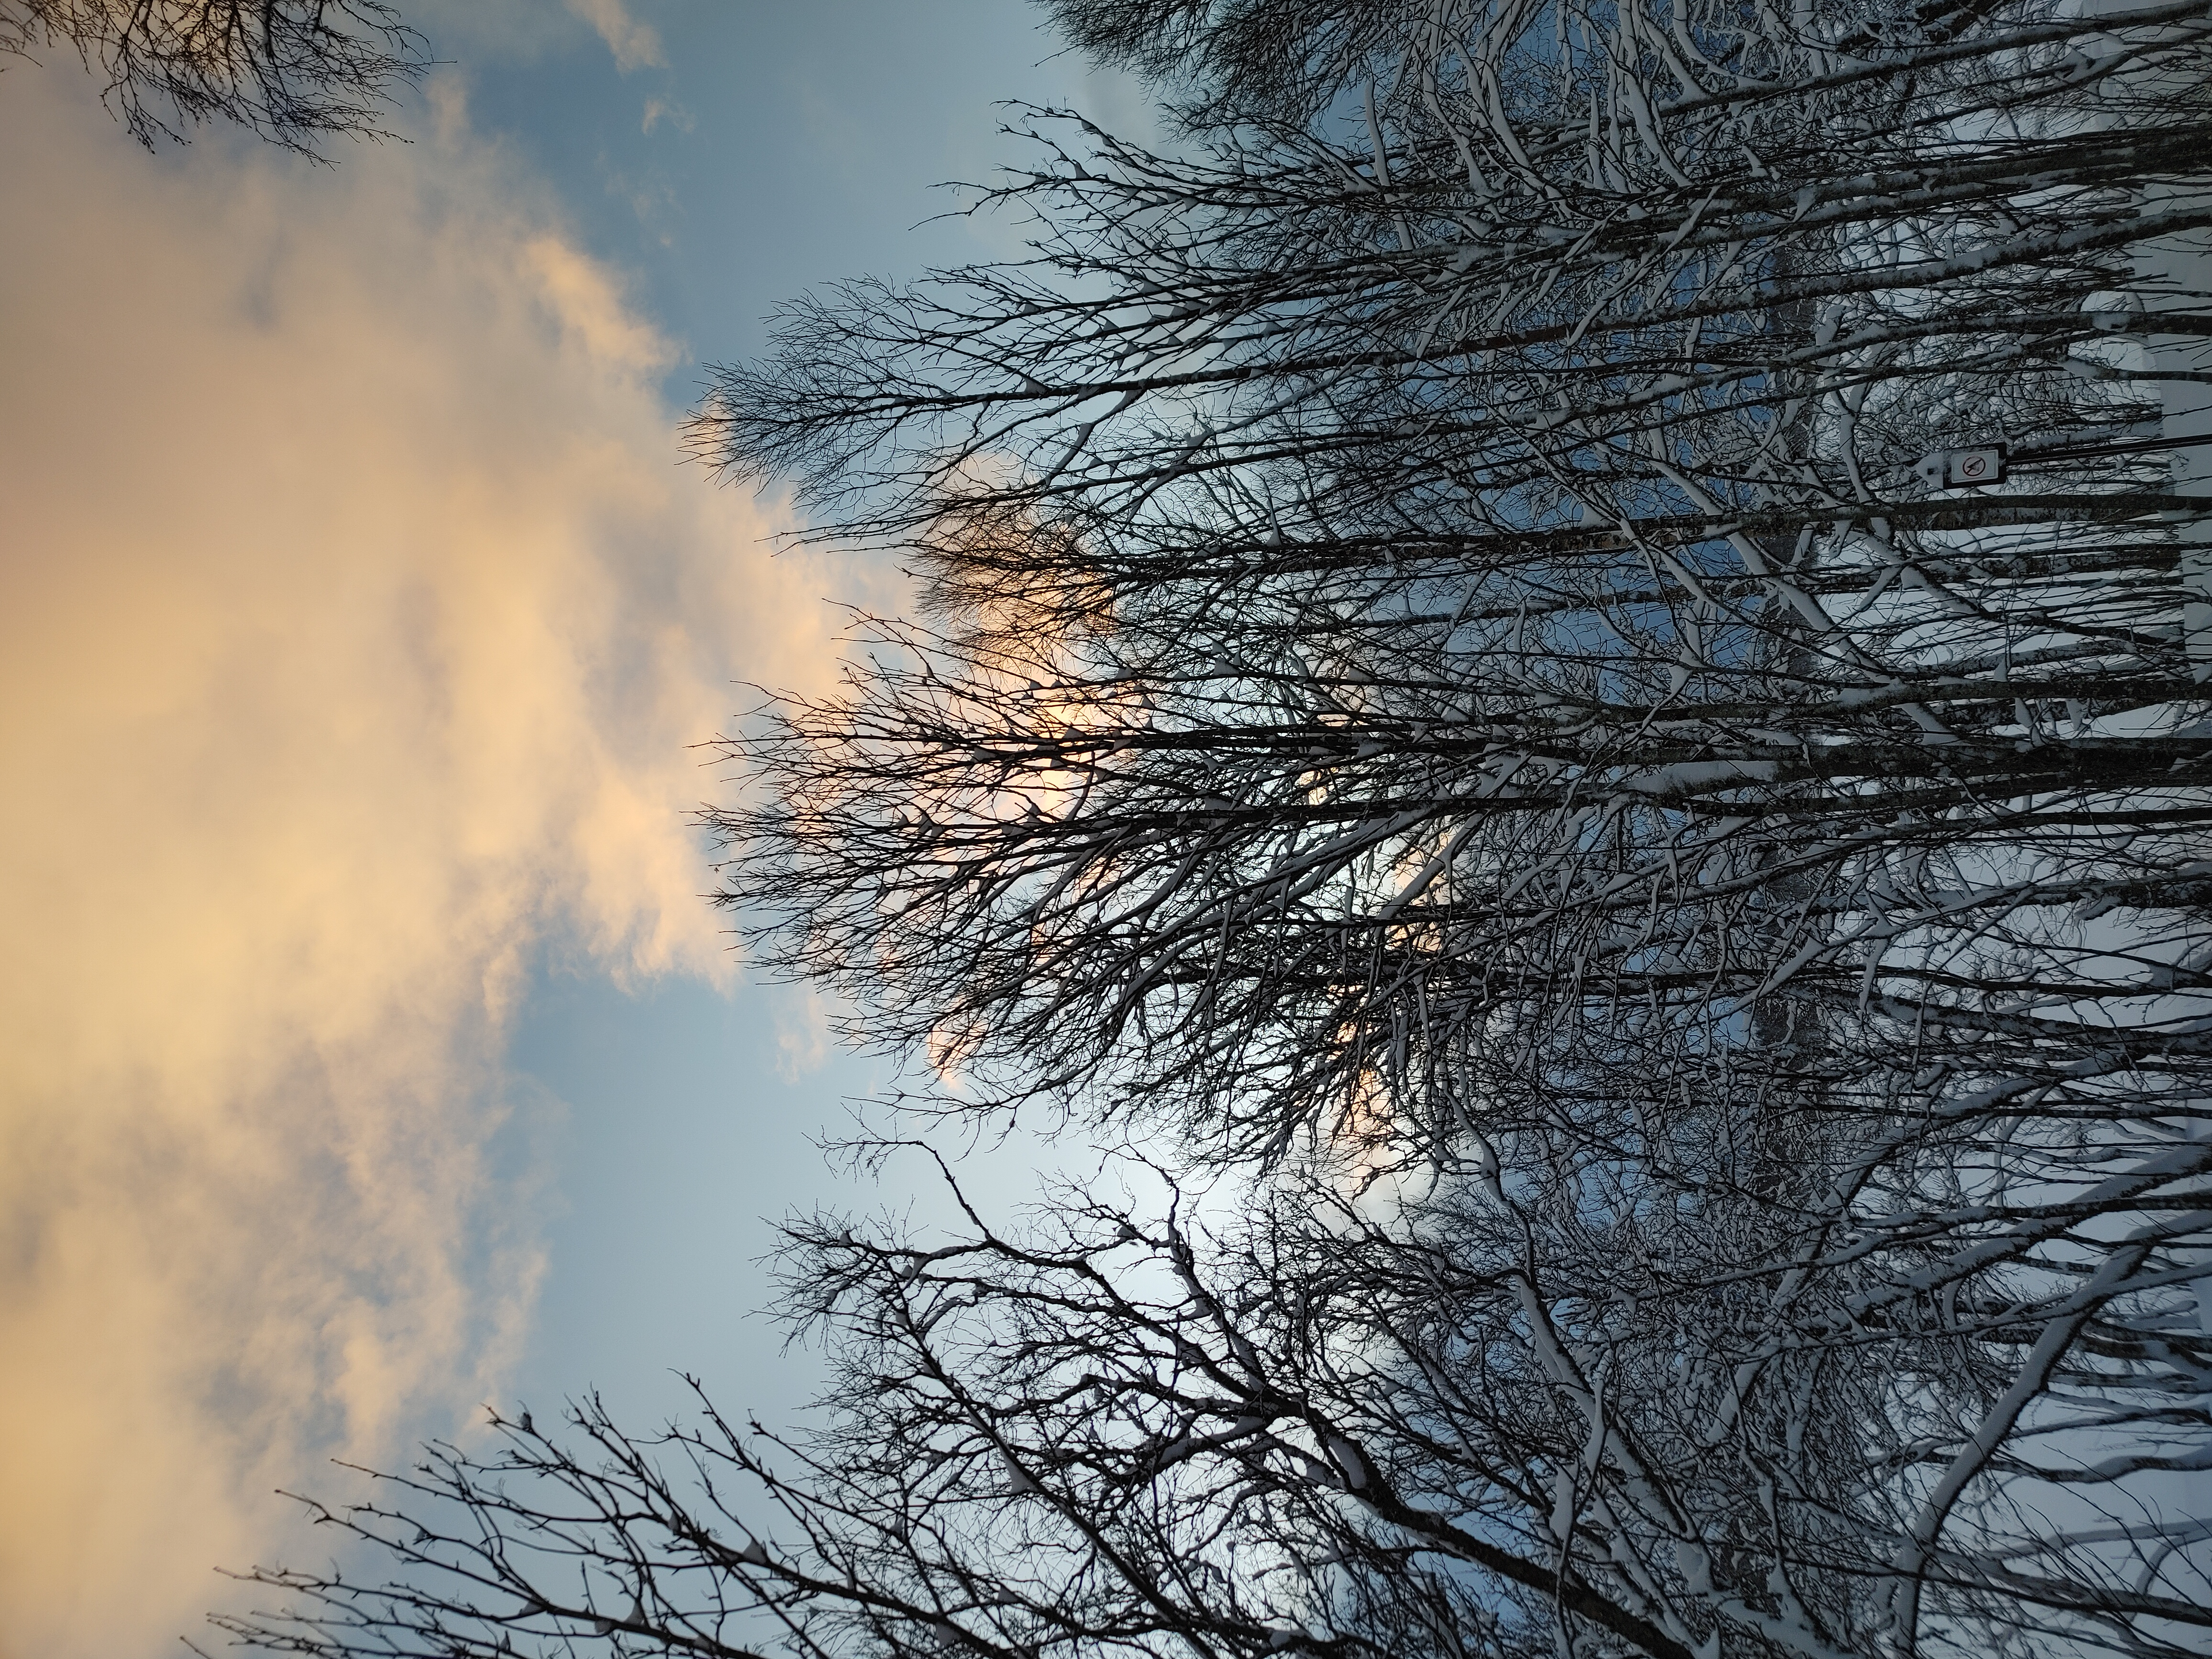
[1,0,428,155]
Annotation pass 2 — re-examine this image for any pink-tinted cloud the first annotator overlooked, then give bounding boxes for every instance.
[0,68,852,1659]
[567,0,666,72]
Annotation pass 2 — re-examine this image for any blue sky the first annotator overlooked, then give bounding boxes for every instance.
[479,0,1144,1442]
[447,0,1153,376]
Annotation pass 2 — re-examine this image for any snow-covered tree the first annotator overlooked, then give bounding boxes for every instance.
[706,0,2212,1166]
[212,1142,2208,1659]
[212,1,2211,1656]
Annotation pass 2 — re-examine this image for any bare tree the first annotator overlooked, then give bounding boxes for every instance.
[688,2,2212,1648]
[0,0,428,155]
[204,1,2211,1656]
[702,0,2212,1167]
[210,1143,2210,1659]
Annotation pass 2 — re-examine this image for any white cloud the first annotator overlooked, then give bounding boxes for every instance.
[642,93,695,135]
[567,0,667,73]
[773,989,836,1083]
[0,69,854,1659]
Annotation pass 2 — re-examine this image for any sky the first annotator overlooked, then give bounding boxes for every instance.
[0,7,1149,1656]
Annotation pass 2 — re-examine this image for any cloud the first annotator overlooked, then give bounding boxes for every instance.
[773,989,835,1083]
[0,69,852,1659]
[642,93,695,135]
[567,0,666,73]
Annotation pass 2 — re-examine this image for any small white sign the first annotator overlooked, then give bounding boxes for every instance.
[1945,447,2006,486]
[1913,447,2008,488]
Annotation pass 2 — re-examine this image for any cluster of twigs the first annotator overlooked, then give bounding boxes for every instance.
[1,0,428,154]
